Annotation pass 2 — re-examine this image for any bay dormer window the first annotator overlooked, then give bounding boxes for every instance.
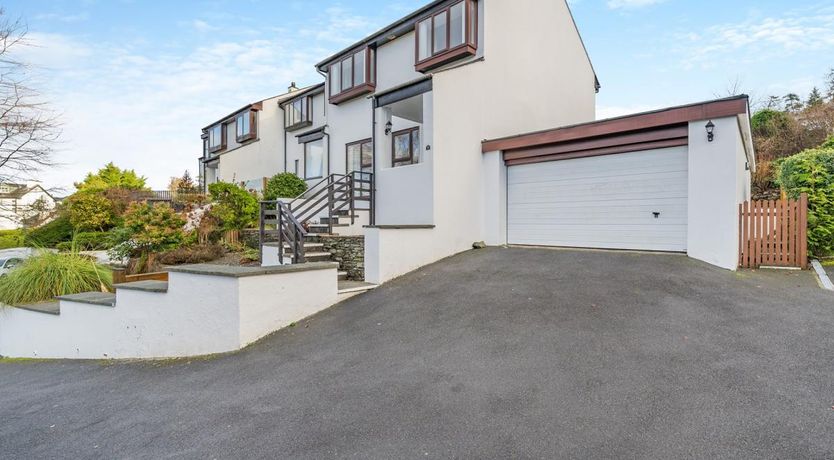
[284,95,312,131]
[328,47,376,105]
[235,110,257,142]
[208,124,225,153]
[415,0,477,72]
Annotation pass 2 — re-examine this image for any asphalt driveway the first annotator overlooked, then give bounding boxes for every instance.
[1,248,833,459]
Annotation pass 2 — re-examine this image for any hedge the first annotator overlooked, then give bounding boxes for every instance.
[776,145,834,256]
[0,229,25,249]
[23,216,74,248]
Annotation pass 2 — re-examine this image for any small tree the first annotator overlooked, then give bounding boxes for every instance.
[263,173,307,201]
[67,191,116,231]
[807,87,824,108]
[74,162,147,193]
[177,170,198,194]
[208,182,258,230]
[783,93,803,113]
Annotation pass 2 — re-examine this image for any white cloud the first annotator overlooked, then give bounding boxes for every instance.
[675,9,834,70]
[21,32,324,191]
[607,0,666,10]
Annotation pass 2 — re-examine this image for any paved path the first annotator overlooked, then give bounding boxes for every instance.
[1,248,833,458]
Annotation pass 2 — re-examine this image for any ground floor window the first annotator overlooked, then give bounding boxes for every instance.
[346,139,372,173]
[392,127,420,168]
[304,139,324,179]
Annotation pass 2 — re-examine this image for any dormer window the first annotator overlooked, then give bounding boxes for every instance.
[415,0,477,72]
[284,96,312,131]
[208,124,225,153]
[235,110,257,142]
[328,47,376,105]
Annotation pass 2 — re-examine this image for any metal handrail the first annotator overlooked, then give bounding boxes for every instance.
[259,171,375,264]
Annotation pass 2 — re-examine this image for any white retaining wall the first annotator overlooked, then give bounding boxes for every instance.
[0,263,338,359]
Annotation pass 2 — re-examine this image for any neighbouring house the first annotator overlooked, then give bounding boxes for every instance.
[209,0,753,280]
[200,83,316,193]
[0,183,58,230]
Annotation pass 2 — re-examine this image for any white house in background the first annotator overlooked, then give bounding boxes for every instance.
[0,183,58,230]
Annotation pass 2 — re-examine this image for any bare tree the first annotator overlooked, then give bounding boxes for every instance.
[0,10,59,184]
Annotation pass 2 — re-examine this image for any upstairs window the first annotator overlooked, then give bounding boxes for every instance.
[208,124,225,153]
[415,0,477,72]
[235,110,257,142]
[284,96,312,131]
[328,47,376,104]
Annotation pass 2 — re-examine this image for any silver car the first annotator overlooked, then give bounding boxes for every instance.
[0,257,23,277]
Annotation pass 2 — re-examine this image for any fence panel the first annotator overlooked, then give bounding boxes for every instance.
[739,194,807,269]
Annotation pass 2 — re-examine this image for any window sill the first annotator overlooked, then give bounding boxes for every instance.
[329,83,375,105]
[304,176,323,181]
[285,121,313,132]
[415,44,477,73]
[236,134,257,143]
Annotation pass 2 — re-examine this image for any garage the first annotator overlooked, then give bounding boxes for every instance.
[481,96,756,270]
[507,147,688,252]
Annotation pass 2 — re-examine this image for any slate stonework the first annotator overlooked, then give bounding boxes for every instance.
[320,235,364,281]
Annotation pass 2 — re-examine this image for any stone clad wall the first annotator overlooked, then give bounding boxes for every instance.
[321,236,364,281]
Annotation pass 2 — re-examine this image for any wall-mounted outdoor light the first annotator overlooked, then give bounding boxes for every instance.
[705,120,715,142]
[384,121,392,135]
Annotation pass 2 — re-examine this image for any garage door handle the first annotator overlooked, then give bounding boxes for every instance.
[652,212,661,218]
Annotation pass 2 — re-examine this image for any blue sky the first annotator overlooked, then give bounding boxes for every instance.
[4,0,834,191]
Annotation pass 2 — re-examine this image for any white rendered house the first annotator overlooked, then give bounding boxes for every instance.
[208,0,753,279]
[0,183,58,230]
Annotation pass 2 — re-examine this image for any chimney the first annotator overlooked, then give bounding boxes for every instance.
[288,82,299,93]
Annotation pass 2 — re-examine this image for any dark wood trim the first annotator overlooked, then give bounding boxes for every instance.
[415,44,476,72]
[502,124,689,162]
[346,138,373,173]
[329,47,376,105]
[391,127,420,167]
[235,110,257,143]
[284,95,313,131]
[504,138,688,166]
[482,97,749,153]
[207,123,226,153]
[414,0,477,73]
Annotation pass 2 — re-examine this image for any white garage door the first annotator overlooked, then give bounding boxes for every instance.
[507,147,688,252]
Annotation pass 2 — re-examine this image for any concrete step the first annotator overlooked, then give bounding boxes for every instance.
[289,252,332,262]
[282,242,324,254]
[337,281,377,294]
[14,300,60,316]
[56,292,116,307]
[338,270,348,281]
[115,280,169,293]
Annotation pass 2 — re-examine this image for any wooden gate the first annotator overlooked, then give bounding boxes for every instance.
[739,194,808,269]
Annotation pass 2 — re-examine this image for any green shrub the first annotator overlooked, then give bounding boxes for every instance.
[751,109,794,138]
[0,251,112,305]
[0,229,25,249]
[122,202,186,254]
[776,146,834,256]
[208,182,258,230]
[157,244,223,265]
[55,232,110,252]
[263,173,307,201]
[67,191,116,231]
[24,216,73,248]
